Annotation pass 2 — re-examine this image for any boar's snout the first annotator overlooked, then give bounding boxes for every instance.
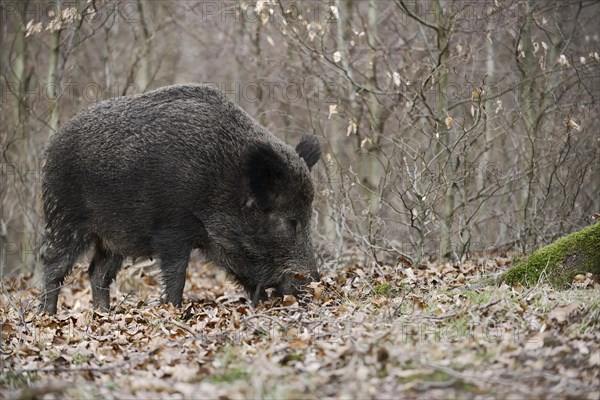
[274,268,320,298]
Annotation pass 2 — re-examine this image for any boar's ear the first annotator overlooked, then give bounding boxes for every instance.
[296,135,321,171]
[244,143,287,211]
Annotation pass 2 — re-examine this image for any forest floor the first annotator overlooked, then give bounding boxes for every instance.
[1,253,599,399]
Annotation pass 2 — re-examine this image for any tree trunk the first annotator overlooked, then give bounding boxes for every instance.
[15,1,34,273]
[433,0,454,261]
[137,0,152,91]
[518,0,536,251]
[362,0,383,220]
[47,0,62,133]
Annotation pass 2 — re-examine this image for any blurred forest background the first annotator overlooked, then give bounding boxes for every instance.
[1,0,599,275]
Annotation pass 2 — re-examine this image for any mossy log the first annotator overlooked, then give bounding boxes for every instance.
[503,223,600,287]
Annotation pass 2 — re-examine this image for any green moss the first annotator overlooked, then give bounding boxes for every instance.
[460,289,493,305]
[210,346,248,384]
[373,282,393,296]
[397,370,452,383]
[211,367,248,383]
[503,223,600,287]
[72,352,92,364]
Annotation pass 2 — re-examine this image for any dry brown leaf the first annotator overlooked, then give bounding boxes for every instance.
[548,303,579,324]
[281,295,298,307]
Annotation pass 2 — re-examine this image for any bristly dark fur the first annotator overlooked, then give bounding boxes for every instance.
[40,84,321,314]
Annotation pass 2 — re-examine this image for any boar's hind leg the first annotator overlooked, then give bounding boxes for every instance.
[40,235,87,315]
[157,246,191,307]
[89,244,124,311]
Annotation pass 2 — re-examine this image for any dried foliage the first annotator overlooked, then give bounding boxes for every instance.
[2,257,599,399]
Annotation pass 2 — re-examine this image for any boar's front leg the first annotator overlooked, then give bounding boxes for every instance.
[89,245,124,311]
[157,244,191,307]
[251,284,268,307]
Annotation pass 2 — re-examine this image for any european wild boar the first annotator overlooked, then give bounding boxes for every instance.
[40,84,321,314]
